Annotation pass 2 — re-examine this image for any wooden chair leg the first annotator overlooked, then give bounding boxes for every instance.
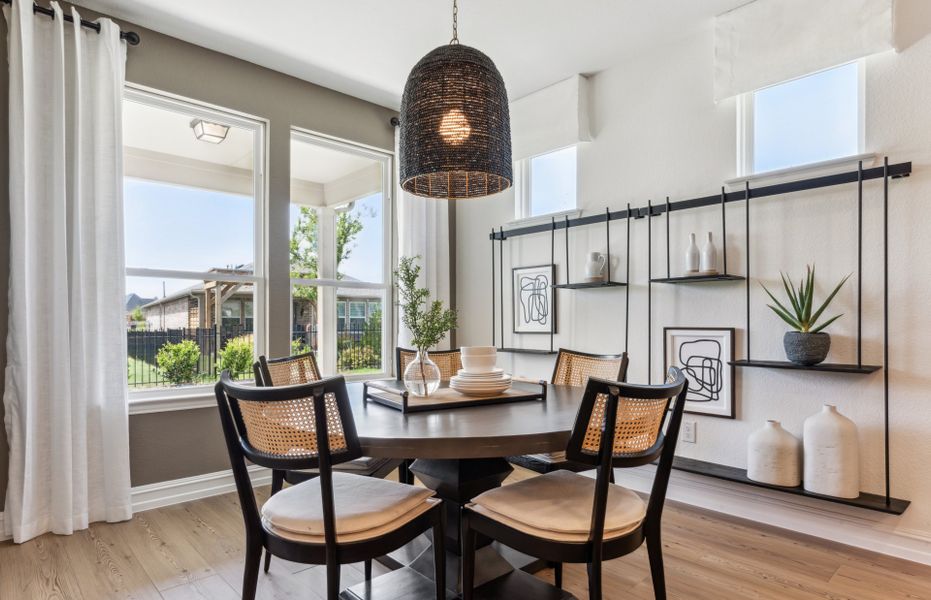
[326,560,341,600]
[461,512,476,600]
[432,508,446,600]
[364,559,373,581]
[263,470,285,573]
[242,540,262,600]
[647,530,667,600]
[588,559,602,600]
[554,562,563,588]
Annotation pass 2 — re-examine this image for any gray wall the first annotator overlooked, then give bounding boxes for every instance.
[0,4,398,504]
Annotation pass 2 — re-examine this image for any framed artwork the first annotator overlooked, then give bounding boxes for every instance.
[512,264,556,334]
[663,327,735,419]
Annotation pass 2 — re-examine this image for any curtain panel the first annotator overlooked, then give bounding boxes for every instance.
[3,0,132,543]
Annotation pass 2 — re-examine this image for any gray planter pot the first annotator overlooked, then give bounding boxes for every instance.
[784,331,830,365]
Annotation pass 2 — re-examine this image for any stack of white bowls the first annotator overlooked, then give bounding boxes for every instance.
[450,346,512,396]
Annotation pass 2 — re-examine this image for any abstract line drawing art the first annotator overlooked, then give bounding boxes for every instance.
[664,327,735,419]
[512,265,556,334]
[677,338,723,403]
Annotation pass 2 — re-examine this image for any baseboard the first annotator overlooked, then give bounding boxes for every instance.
[131,465,272,513]
[616,465,931,566]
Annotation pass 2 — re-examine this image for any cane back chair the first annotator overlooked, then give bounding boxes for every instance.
[394,347,463,484]
[253,353,403,573]
[462,369,688,600]
[215,371,445,600]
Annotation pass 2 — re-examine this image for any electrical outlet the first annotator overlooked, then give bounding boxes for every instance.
[681,420,697,444]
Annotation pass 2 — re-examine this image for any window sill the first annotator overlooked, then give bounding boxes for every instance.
[726,153,877,187]
[129,388,217,415]
[507,208,582,229]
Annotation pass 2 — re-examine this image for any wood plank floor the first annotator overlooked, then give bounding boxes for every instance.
[1,468,930,599]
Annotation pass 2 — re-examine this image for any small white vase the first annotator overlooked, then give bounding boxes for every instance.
[803,404,860,498]
[747,420,801,487]
[700,232,717,274]
[685,233,700,273]
[584,252,606,281]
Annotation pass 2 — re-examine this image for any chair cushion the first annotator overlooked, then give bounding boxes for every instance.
[470,470,645,542]
[261,471,434,537]
[263,498,439,544]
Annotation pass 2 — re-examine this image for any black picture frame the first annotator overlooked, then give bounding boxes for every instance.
[663,326,735,419]
[512,264,557,334]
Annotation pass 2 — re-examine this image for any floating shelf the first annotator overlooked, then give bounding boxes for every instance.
[651,274,746,284]
[552,281,627,289]
[496,348,559,355]
[671,457,909,515]
[731,359,881,374]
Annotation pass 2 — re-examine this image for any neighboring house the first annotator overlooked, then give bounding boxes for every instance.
[135,268,380,332]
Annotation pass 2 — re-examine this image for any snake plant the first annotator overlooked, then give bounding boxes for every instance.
[761,265,850,333]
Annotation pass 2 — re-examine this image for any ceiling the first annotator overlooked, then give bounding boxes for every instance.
[81,0,746,110]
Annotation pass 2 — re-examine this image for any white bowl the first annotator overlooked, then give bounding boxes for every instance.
[461,346,497,356]
[461,354,497,373]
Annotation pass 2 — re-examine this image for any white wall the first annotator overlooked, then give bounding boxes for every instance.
[456,24,931,562]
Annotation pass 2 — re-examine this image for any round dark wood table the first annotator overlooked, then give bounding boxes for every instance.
[340,381,580,600]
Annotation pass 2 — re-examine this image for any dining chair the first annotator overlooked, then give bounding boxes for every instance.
[512,348,630,474]
[462,368,688,600]
[394,346,463,484]
[215,371,446,600]
[253,353,403,573]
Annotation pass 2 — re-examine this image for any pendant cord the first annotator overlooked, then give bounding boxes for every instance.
[450,0,459,44]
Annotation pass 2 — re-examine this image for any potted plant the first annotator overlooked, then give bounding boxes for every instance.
[761,265,850,366]
[395,256,458,396]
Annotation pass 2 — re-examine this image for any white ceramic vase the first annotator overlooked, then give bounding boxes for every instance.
[700,231,717,274]
[747,420,801,487]
[585,251,606,281]
[803,404,860,498]
[685,233,700,273]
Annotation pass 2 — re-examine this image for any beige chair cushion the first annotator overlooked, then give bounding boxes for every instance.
[263,498,439,544]
[470,470,645,542]
[261,472,434,537]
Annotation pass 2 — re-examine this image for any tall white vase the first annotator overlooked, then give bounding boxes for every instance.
[803,405,860,498]
[700,231,717,274]
[685,233,700,273]
[747,420,801,487]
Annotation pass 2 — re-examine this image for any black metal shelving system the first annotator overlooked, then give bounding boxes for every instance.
[488,158,912,515]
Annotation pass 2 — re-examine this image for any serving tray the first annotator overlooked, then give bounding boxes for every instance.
[363,379,547,414]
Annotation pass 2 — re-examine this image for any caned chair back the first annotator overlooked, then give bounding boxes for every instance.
[216,370,362,472]
[255,352,322,387]
[551,348,629,387]
[396,347,463,381]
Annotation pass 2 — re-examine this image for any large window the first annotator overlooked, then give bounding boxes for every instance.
[740,62,863,175]
[515,145,578,219]
[289,130,391,378]
[123,88,265,392]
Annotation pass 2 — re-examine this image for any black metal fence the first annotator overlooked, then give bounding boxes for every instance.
[127,323,382,388]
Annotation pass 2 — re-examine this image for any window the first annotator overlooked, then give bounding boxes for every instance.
[123,88,265,391]
[740,62,863,175]
[289,130,392,378]
[515,145,578,219]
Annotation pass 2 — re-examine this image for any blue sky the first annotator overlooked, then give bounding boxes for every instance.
[754,62,859,172]
[125,178,382,299]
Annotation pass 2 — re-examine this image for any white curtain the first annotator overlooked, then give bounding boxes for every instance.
[395,130,452,350]
[3,0,131,543]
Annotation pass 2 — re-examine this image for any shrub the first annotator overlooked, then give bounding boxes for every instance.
[218,335,254,377]
[156,340,201,385]
[338,346,380,371]
[291,338,310,355]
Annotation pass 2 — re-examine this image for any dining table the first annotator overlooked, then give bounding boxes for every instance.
[339,380,582,600]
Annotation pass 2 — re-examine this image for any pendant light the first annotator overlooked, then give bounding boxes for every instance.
[399,0,512,199]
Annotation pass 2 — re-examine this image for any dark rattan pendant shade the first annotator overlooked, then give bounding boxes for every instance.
[399,44,512,200]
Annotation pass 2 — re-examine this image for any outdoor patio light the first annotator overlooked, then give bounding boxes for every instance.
[190,118,230,144]
[398,0,512,199]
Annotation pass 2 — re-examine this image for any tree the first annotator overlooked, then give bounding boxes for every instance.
[289,205,371,306]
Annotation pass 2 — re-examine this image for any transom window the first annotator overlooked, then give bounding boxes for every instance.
[515,145,578,219]
[740,61,863,175]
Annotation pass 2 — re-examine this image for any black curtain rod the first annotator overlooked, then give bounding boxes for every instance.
[3,0,141,45]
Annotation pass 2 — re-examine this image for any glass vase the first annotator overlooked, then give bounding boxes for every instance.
[403,350,441,396]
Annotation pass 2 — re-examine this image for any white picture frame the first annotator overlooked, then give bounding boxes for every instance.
[512,264,556,334]
[663,327,735,419]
